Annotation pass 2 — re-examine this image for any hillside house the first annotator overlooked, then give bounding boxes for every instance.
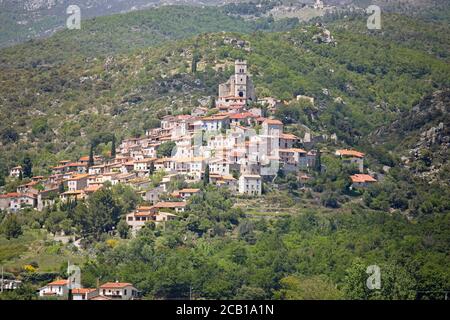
[172,188,201,199]
[60,190,86,202]
[153,201,187,213]
[141,186,164,204]
[238,174,262,196]
[349,174,377,190]
[9,166,22,178]
[67,174,89,191]
[126,206,177,234]
[39,280,69,298]
[72,288,98,300]
[201,114,230,132]
[336,149,365,173]
[98,282,139,300]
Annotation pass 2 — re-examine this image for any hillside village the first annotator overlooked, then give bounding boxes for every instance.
[0,58,382,299]
[0,60,377,236]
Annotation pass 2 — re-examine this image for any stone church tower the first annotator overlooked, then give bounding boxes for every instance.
[217,60,256,108]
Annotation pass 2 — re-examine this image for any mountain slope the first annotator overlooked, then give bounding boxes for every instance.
[371,89,449,182]
[0,13,449,176]
[0,5,300,68]
[0,0,239,48]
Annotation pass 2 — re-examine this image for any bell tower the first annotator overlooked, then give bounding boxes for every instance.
[234,60,247,99]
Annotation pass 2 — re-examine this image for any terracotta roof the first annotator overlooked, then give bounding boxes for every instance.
[72,288,96,294]
[134,158,157,163]
[48,279,69,286]
[201,115,229,121]
[19,181,39,187]
[263,119,283,125]
[350,174,377,183]
[154,202,187,208]
[0,192,20,198]
[240,174,261,179]
[62,190,85,195]
[280,133,299,140]
[177,188,200,193]
[84,185,102,193]
[68,174,89,181]
[137,206,154,211]
[99,282,133,289]
[133,211,155,217]
[67,162,88,167]
[336,149,365,158]
[279,148,307,154]
[229,112,255,119]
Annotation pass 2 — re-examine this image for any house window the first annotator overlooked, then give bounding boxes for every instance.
[124,289,127,295]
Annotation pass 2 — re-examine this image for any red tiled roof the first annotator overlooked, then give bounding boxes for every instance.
[99,282,132,289]
[154,202,187,208]
[336,149,365,158]
[280,133,299,140]
[0,192,20,198]
[229,112,255,120]
[72,288,96,294]
[48,279,69,286]
[177,188,200,193]
[350,174,377,183]
[202,115,229,121]
[263,119,283,125]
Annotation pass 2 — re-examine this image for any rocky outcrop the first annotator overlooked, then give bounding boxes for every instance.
[372,89,449,182]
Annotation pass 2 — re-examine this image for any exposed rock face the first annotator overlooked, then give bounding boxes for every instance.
[372,89,449,182]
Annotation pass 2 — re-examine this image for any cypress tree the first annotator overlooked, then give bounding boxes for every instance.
[149,161,155,176]
[315,150,322,173]
[59,182,65,193]
[111,135,116,158]
[22,156,33,178]
[203,164,210,187]
[88,144,94,167]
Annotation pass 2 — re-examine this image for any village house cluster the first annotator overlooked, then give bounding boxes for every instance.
[0,60,376,231]
[38,279,139,300]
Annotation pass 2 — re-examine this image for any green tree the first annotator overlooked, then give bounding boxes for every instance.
[117,219,130,239]
[315,149,322,172]
[1,214,22,239]
[73,188,121,240]
[203,164,210,187]
[274,275,343,300]
[22,156,33,178]
[210,96,216,109]
[157,141,176,158]
[191,53,199,73]
[111,135,116,158]
[58,182,65,193]
[149,161,155,175]
[88,144,94,167]
[235,285,267,300]
[343,259,416,300]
